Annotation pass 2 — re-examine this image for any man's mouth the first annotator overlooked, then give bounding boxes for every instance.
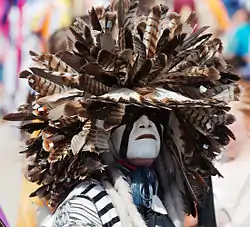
[136,134,156,140]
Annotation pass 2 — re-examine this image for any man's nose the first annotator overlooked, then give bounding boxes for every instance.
[138,115,152,128]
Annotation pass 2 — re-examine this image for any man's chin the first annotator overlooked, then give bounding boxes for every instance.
[128,158,155,167]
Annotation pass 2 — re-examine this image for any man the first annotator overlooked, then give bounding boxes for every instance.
[4,1,240,226]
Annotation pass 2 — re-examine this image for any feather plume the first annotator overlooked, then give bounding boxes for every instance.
[123,1,139,31]
[143,5,161,58]
[89,7,103,32]
[29,51,75,73]
[36,90,84,107]
[26,73,70,96]
[78,73,111,95]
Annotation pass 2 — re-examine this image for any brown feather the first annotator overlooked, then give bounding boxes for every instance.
[123,1,139,31]
[89,7,103,32]
[48,144,69,163]
[133,36,146,70]
[56,51,83,72]
[27,74,70,96]
[97,49,116,71]
[64,100,86,117]
[29,67,80,89]
[3,112,38,121]
[81,63,117,86]
[143,5,161,58]
[78,73,111,95]
[49,116,79,128]
[167,12,182,38]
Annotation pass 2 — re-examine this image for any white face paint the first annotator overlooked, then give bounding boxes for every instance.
[110,115,161,166]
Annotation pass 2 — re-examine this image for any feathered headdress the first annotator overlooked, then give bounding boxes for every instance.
[4,0,241,215]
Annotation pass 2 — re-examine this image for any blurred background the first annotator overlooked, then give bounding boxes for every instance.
[0,0,250,226]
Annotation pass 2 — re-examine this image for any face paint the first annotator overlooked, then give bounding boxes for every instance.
[110,115,161,166]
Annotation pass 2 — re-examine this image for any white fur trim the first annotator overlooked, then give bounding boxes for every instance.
[113,173,147,227]
[102,179,133,227]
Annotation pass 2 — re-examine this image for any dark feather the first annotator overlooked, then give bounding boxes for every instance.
[56,51,83,72]
[125,28,133,50]
[137,20,146,40]
[78,73,111,95]
[143,5,161,58]
[19,122,47,133]
[156,28,170,55]
[29,67,79,88]
[97,49,116,71]
[81,62,117,86]
[133,36,146,72]
[133,59,152,85]
[178,33,212,52]
[29,185,50,198]
[117,0,125,28]
[89,7,102,32]
[3,112,38,121]
[162,33,186,57]
[183,26,209,46]
[123,1,139,30]
[220,72,241,83]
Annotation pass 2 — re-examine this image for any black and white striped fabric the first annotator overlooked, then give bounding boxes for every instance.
[53,180,121,227]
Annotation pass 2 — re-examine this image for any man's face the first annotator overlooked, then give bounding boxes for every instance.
[110,115,161,166]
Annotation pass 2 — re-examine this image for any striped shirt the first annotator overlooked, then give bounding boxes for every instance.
[53,180,121,227]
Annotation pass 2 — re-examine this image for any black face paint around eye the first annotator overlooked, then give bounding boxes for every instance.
[121,106,169,126]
